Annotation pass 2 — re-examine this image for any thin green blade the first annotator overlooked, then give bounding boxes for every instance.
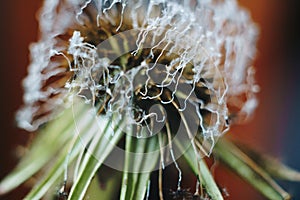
[120,133,159,200]
[214,139,291,200]
[67,117,125,200]
[175,138,224,200]
[0,104,86,195]
[236,142,300,182]
[24,128,92,200]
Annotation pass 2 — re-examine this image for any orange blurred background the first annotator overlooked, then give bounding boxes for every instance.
[0,1,299,199]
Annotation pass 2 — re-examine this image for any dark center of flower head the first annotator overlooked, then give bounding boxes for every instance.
[61,1,223,142]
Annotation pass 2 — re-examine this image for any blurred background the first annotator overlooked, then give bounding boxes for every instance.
[0,1,299,199]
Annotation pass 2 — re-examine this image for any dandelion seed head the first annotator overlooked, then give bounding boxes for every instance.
[17,0,258,145]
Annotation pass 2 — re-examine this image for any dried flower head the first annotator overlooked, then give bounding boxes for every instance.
[3,1,300,200]
[17,0,258,143]
[3,0,277,199]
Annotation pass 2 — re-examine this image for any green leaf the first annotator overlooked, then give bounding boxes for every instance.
[175,139,224,200]
[67,117,125,200]
[24,144,71,200]
[24,123,93,200]
[258,156,300,182]
[235,142,300,182]
[0,104,86,195]
[84,173,121,200]
[214,139,291,200]
[120,133,159,200]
